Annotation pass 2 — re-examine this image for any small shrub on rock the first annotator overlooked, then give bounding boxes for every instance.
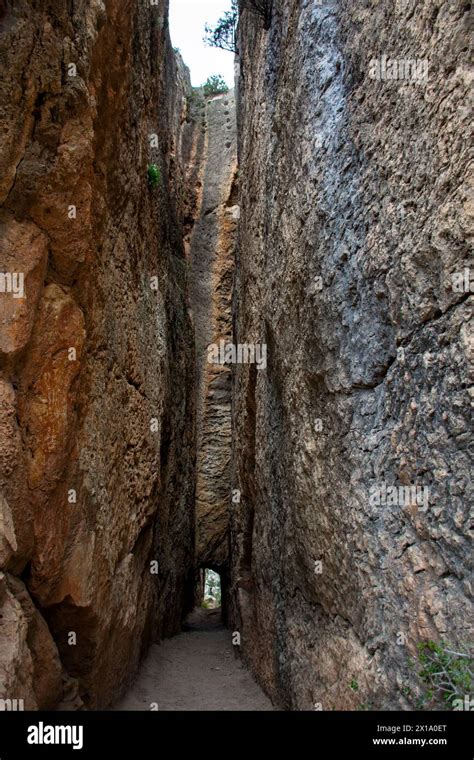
[203,75,229,97]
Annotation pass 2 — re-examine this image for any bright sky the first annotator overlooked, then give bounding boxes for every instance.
[169,0,235,88]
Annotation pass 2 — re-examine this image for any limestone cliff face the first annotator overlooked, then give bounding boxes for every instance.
[0,0,195,708]
[188,92,238,577]
[231,0,471,709]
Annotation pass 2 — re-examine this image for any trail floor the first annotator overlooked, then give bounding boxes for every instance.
[114,608,274,711]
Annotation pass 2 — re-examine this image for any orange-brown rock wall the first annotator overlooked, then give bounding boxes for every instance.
[0,0,195,709]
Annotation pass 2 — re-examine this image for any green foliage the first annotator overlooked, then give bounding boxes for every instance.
[416,640,473,708]
[147,164,161,189]
[204,0,238,53]
[349,679,359,692]
[203,1,274,51]
[204,569,221,606]
[202,75,229,97]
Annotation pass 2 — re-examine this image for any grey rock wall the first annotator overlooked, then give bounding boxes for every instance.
[189,92,238,573]
[231,0,472,709]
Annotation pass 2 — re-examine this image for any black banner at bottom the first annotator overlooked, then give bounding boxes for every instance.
[0,710,470,757]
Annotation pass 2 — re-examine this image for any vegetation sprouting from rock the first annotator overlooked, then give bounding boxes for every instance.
[203,75,229,97]
[204,0,238,53]
[204,0,273,53]
[147,164,161,189]
[414,641,473,709]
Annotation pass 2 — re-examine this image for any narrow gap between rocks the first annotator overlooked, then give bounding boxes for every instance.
[113,5,271,711]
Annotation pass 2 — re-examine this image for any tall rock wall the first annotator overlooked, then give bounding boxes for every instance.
[231,0,472,709]
[0,0,195,709]
[189,92,238,577]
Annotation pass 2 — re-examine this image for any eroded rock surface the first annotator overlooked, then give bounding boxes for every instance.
[1,0,470,715]
[231,0,472,709]
[0,0,196,708]
[189,93,238,574]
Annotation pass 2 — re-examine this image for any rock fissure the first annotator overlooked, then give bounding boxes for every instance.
[0,0,471,715]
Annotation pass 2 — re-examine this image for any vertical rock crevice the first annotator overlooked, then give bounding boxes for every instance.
[187,91,238,589]
[1,0,470,716]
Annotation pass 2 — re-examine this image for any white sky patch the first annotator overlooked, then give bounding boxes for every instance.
[169,0,235,88]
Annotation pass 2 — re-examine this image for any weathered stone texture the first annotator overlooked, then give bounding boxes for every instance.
[189,92,238,573]
[0,571,63,710]
[231,0,472,709]
[0,0,195,708]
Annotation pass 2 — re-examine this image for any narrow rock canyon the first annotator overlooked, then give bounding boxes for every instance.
[187,88,237,610]
[0,0,471,717]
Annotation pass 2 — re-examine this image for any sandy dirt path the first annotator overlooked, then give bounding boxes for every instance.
[114,608,275,711]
